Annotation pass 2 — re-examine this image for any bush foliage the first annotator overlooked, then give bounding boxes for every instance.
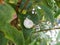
[0,0,60,45]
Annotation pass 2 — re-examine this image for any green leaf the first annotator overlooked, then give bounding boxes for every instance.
[18,14,33,45]
[46,0,55,8]
[29,39,36,45]
[5,0,18,4]
[55,42,60,45]
[0,24,25,45]
[25,11,42,24]
[19,14,32,35]
[40,39,47,45]
[54,8,60,18]
[26,1,32,10]
[40,5,54,24]
[35,6,43,20]
[0,32,8,45]
[0,3,16,23]
[57,31,60,40]
[27,14,41,24]
[19,0,27,9]
[55,0,60,8]
[40,0,48,7]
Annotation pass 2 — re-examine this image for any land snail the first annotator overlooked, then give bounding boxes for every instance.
[23,18,35,29]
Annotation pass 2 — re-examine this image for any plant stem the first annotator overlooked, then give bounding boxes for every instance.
[34,27,60,33]
[0,0,4,4]
[16,0,22,12]
[20,0,30,12]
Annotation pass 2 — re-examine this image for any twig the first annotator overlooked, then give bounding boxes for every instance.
[16,0,22,12]
[11,0,22,28]
[0,0,4,4]
[20,0,30,12]
[34,27,60,33]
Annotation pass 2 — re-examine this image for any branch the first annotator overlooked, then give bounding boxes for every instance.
[34,27,60,33]
[20,0,30,12]
[11,0,22,29]
[16,0,22,12]
[0,0,4,4]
